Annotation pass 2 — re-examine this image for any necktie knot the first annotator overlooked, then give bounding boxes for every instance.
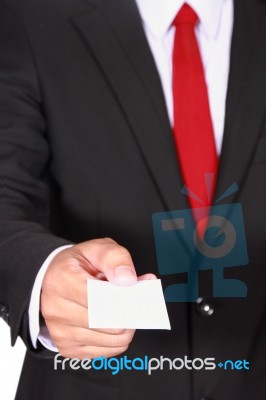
[173,4,198,28]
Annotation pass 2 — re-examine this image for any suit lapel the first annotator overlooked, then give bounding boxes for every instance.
[71,0,188,212]
[70,0,266,215]
[215,0,266,204]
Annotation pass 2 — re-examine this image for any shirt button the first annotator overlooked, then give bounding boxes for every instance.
[196,297,214,317]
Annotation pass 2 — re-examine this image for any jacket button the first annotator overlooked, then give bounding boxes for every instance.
[0,304,9,322]
[0,304,6,317]
[196,297,214,317]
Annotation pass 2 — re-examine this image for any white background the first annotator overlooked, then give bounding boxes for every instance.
[0,320,25,400]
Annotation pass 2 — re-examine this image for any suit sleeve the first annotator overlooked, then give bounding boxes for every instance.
[0,5,71,352]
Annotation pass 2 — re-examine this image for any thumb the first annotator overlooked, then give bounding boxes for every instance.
[75,238,138,287]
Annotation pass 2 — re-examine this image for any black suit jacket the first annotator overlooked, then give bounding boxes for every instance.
[0,0,266,399]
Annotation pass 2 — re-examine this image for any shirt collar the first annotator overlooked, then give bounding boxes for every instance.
[135,0,226,40]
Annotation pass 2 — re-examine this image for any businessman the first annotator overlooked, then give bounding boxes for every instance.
[0,0,266,399]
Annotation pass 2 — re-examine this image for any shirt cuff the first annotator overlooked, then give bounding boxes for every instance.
[38,323,59,352]
[28,245,73,350]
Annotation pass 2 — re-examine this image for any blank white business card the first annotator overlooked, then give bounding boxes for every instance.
[87,279,171,330]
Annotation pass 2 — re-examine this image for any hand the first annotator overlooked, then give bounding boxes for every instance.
[41,238,156,359]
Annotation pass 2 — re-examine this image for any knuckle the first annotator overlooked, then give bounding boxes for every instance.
[72,330,86,344]
[59,347,80,359]
[117,245,131,258]
[87,349,103,359]
[90,237,116,246]
[103,237,116,244]
[107,245,130,261]
[126,332,134,345]
[41,303,55,321]
[115,345,129,355]
[113,333,131,348]
[51,331,64,344]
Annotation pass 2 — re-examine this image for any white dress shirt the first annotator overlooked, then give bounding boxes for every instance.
[135,0,234,154]
[29,0,234,352]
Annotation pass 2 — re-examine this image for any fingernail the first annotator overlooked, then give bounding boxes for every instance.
[113,266,137,286]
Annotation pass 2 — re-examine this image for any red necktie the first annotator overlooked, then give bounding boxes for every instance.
[172,4,218,234]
